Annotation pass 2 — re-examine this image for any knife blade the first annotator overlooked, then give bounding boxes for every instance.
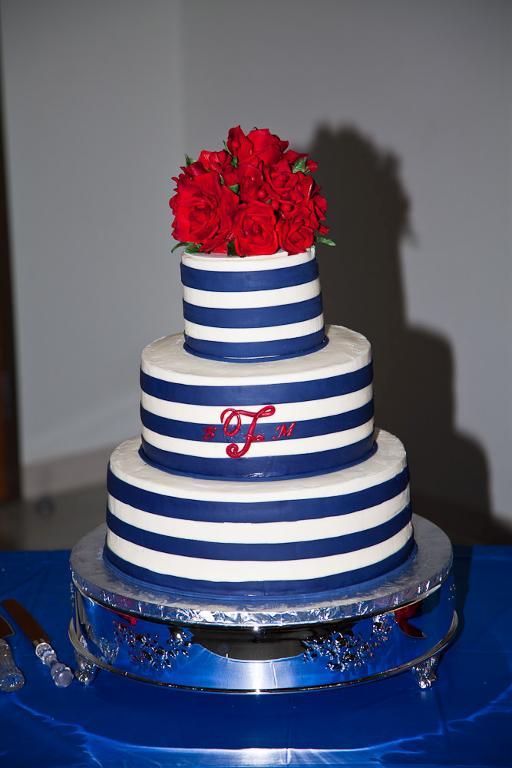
[0,614,25,692]
[2,599,73,688]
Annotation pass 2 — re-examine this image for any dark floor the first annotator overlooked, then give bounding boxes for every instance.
[1,485,511,551]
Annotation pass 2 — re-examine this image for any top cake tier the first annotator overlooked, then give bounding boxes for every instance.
[181,248,326,362]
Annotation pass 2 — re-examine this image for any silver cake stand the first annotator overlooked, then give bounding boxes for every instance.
[69,514,457,692]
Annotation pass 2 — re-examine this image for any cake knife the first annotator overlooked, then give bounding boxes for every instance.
[0,614,25,692]
[2,599,73,688]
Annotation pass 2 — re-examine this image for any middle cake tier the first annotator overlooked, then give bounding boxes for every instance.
[140,324,374,480]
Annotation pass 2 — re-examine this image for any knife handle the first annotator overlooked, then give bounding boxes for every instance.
[0,638,25,692]
[35,642,73,688]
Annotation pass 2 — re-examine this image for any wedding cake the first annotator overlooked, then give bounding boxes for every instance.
[103,126,414,598]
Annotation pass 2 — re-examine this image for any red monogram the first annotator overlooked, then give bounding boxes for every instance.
[202,425,217,441]
[273,422,296,439]
[220,405,276,458]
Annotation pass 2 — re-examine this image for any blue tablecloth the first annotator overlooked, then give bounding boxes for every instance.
[0,545,511,767]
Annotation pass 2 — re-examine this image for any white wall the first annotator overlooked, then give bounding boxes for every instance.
[180,0,512,531]
[1,1,511,530]
[1,0,184,492]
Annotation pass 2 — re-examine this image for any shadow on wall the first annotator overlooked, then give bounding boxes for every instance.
[308,125,512,545]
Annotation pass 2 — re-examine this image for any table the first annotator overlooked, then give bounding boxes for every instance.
[0,546,511,766]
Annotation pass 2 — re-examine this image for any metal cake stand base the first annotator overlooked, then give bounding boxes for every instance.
[69,515,457,692]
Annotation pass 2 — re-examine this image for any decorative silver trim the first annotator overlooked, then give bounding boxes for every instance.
[69,614,458,693]
[70,515,452,627]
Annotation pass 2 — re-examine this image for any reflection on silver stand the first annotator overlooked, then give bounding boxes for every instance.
[69,515,457,692]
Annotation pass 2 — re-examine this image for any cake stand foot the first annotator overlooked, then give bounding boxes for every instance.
[74,653,98,686]
[412,655,438,689]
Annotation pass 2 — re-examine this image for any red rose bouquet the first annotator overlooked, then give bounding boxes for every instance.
[170,126,334,256]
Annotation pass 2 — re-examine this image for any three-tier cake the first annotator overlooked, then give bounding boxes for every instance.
[70,127,456,693]
[103,247,414,597]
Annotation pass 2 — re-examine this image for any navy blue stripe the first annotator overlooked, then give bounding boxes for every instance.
[104,538,415,596]
[180,259,318,292]
[140,435,375,480]
[140,402,374,442]
[106,506,411,561]
[183,295,323,329]
[108,463,409,523]
[184,336,329,364]
[184,330,326,361]
[141,362,372,405]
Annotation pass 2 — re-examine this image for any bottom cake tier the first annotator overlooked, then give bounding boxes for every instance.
[104,430,414,597]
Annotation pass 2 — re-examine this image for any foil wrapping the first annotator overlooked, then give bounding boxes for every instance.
[71,515,452,627]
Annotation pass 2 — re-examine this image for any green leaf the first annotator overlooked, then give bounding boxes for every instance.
[227,240,237,256]
[231,155,238,168]
[316,235,336,247]
[171,240,204,254]
[185,154,194,166]
[228,183,240,194]
[292,156,308,174]
[223,140,231,155]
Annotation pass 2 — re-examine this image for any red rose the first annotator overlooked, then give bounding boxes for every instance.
[227,126,254,163]
[171,161,207,191]
[233,202,278,256]
[170,172,238,253]
[247,128,288,165]
[237,162,270,203]
[277,205,316,255]
[221,164,240,188]
[266,166,320,221]
[284,173,316,218]
[181,160,208,178]
[264,158,298,207]
[310,188,327,223]
[170,127,332,257]
[198,149,232,175]
[227,126,288,166]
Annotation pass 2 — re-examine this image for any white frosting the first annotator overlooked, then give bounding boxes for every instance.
[181,249,311,272]
[141,325,371,386]
[106,523,413,583]
[108,487,410,544]
[141,385,372,424]
[110,430,405,503]
[141,419,374,458]
[183,314,324,343]
[183,278,321,310]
